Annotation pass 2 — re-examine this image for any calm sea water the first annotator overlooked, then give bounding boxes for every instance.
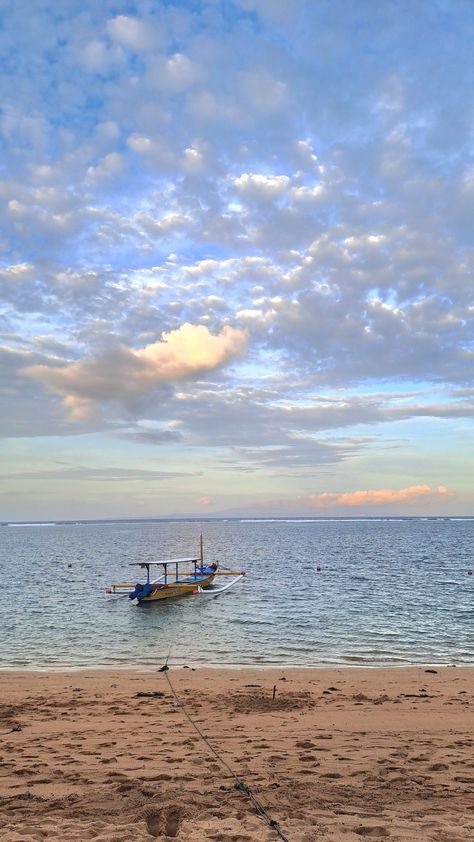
[1,518,473,670]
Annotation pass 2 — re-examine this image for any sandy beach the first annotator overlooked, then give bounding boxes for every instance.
[1,667,473,841]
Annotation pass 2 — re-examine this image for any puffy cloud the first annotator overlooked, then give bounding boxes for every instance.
[107,15,154,52]
[22,324,247,419]
[79,40,114,75]
[182,144,205,173]
[155,53,203,93]
[233,173,290,200]
[87,152,125,184]
[304,485,452,509]
[136,211,192,237]
[0,262,35,283]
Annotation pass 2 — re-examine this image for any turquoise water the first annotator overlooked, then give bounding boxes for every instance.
[1,518,473,669]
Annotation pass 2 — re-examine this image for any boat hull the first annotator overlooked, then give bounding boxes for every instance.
[136,570,217,603]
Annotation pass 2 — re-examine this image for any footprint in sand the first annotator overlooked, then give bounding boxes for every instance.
[145,806,183,838]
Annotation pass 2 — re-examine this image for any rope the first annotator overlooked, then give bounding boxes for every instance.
[162,666,291,842]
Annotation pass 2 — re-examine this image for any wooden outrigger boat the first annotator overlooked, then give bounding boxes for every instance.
[106,536,245,604]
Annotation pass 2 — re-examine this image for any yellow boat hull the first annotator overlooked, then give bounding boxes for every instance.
[138,571,217,602]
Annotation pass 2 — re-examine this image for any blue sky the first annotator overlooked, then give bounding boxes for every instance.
[1,0,473,519]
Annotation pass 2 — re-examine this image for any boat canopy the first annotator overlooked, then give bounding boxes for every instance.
[129,557,199,567]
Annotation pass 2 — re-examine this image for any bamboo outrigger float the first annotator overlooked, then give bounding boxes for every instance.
[106,535,245,604]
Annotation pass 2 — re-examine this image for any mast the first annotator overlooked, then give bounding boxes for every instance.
[200,532,204,566]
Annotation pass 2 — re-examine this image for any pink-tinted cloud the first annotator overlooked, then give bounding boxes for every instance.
[22,323,247,420]
[198,495,213,506]
[304,484,451,508]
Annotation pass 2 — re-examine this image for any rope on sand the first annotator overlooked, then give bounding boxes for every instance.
[162,665,291,842]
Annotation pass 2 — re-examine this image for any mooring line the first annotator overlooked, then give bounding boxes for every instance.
[162,666,291,842]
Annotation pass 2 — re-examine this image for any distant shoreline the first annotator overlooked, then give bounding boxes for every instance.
[2,661,474,674]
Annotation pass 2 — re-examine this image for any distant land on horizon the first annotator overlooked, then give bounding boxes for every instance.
[2,513,472,526]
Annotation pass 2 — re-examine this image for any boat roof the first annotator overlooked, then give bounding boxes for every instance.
[129,557,199,567]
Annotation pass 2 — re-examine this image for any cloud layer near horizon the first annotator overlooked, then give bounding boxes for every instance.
[303,484,450,509]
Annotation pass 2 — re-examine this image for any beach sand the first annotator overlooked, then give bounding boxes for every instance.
[1,667,473,841]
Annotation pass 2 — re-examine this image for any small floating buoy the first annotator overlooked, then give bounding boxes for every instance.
[468,570,473,576]
[316,566,321,572]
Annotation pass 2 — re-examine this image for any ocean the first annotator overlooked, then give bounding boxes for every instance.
[1,517,473,670]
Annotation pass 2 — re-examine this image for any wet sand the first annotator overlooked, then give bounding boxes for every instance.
[1,667,473,841]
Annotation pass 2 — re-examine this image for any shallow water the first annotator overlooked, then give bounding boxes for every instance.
[1,518,473,669]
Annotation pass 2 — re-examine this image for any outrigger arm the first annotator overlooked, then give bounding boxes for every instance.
[195,570,245,595]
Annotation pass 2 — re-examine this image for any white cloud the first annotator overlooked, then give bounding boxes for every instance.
[87,152,125,183]
[233,173,290,200]
[0,262,35,281]
[107,15,154,52]
[182,144,205,173]
[162,53,201,92]
[290,184,325,202]
[79,40,112,75]
[135,211,192,237]
[22,323,247,420]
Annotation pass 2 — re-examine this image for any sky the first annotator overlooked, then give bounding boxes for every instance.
[1,0,474,520]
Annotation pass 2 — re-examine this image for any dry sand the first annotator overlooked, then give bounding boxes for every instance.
[1,666,473,841]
